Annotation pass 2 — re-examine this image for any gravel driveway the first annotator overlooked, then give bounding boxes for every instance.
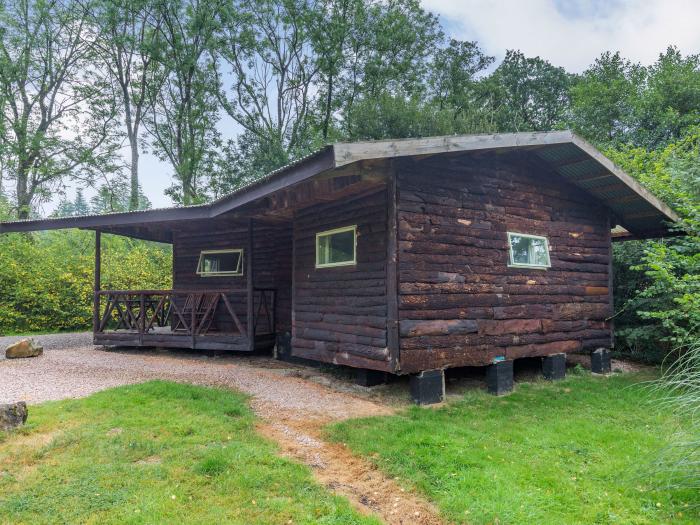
[0,333,391,421]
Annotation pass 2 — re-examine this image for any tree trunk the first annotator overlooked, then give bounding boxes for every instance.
[15,169,30,219]
[129,139,139,210]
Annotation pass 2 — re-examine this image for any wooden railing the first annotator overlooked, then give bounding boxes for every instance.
[95,288,275,339]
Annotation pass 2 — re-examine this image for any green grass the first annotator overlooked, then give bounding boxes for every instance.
[327,372,700,525]
[0,381,378,525]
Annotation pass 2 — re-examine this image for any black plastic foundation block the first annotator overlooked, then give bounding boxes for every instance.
[542,353,566,380]
[591,347,612,374]
[355,368,388,387]
[487,360,513,395]
[410,369,445,405]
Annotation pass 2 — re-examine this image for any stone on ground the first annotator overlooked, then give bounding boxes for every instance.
[5,338,43,359]
[0,402,28,431]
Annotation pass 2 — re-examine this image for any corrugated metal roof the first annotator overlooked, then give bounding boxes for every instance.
[0,131,679,239]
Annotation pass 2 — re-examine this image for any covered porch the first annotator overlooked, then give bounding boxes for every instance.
[93,288,276,351]
[89,212,292,353]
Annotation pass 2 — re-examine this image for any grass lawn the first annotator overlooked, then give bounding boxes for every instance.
[0,381,378,525]
[328,371,700,525]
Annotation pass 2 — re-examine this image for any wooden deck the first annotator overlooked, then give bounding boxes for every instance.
[93,288,276,352]
[93,330,276,351]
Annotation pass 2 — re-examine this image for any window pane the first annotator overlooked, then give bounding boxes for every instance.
[327,230,354,264]
[509,234,550,267]
[200,251,242,274]
[317,228,355,266]
[318,235,330,265]
[529,237,549,266]
[510,235,531,264]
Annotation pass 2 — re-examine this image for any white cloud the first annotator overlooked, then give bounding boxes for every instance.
[423,0,700,72]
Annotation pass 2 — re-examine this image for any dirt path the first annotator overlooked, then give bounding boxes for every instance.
[0,336,444,524]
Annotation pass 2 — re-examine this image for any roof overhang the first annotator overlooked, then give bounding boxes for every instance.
[0,131,679,240]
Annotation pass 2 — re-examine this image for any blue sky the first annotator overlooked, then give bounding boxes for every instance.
[51,0,700,213]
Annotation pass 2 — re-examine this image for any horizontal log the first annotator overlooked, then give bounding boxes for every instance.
[399,319,478,337]
[477,319,543,336]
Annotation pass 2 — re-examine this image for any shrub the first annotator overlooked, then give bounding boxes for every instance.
[0,229,171,334]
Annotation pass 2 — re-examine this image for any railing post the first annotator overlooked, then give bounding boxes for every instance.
[191,293,196,349]
[139,293,145,345]
[93,230,101,335]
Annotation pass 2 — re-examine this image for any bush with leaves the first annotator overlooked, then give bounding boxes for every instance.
[605,129,700,360]
[0,228,171,335]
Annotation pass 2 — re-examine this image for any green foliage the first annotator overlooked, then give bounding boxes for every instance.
[482,49,573,132]
[0,381,378,524]
[328,374,700,524]
[0,230,171,334]
[344,92,496,141]
[605,130,700,357]
[0,0,122,219]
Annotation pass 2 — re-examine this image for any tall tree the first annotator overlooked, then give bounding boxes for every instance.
[90,176,151,213]
[483,50,572,132]
[0,0,120,219]
[147,0,222,205]
[636,46,700,149]
[569,51,643,146]
[212,0,444,191]
[88,0,163,210]
[215,0,319,164]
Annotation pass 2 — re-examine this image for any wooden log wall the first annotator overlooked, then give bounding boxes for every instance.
[291,189,391,371]
[172,219,292,334]
[396,152,613,373]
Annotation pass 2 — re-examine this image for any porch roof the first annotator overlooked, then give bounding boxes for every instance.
[0,130,679,240]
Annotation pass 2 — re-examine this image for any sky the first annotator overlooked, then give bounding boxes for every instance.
[47,0,700,214]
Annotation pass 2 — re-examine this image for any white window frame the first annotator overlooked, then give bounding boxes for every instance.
[507,232,551,269]
[315,225,357,269]
[196,249,244,277]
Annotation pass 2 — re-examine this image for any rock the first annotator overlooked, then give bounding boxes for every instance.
[5,338,43,359]
[0,402,28,431]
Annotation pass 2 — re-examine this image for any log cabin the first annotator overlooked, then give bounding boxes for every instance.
[0,131,679,403]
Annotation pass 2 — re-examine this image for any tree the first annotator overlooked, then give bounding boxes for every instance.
[482,50,572,132]
[344,91,497,141]
[54,188,90,217]
[147,0,222,205]
[569,51,644,146]
[0,0,120,219]
[636,47,700,149]
[311,0,442,141]
[429,39,493,117]
[215,0,319,165]
[88,0,164,211]
[212,0,444,191]
[90,177,150,213]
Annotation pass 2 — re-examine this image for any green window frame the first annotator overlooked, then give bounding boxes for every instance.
[196,249,244,277]
[507,232,551,269]
[315,225,357,268]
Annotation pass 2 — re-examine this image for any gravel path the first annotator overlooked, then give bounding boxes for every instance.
[0,333,392,421]
[0,332,93,360]
[0,333,445,524]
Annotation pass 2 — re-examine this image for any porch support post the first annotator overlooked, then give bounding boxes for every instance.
[247,218,254,351]
[92,230,101,335]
